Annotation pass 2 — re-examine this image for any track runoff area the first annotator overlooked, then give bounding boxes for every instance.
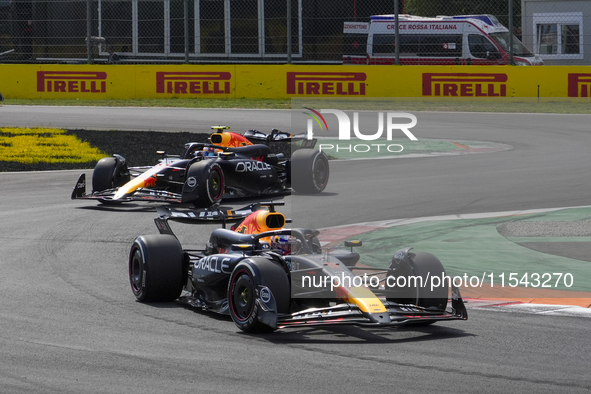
[316,206,591,314]
[290,104,590,314]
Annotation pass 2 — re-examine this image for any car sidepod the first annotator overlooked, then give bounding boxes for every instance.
[215,156,281,196]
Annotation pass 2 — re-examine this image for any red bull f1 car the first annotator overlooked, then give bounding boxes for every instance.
[72,127,329,207]
[129,203,467,333]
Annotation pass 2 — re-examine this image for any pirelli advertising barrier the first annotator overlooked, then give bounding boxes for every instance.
[2,64,591,99]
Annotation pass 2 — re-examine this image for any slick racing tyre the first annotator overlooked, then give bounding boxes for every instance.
[409,252,449,311]
[182,161,225,207]
[228,258,290,333]
[386,251,449,317]
[129,234,184,302]
[92,156,129,192]
[290,149,329,194]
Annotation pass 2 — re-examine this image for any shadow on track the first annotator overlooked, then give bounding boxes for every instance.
[136,299,472,343]
[248,324,473,344]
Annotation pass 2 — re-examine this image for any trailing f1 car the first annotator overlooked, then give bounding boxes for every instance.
[71,127,329,207]
[129,203,467,333]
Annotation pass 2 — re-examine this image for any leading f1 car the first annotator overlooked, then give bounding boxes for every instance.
[72,127,329,207]
[129,203,467,333]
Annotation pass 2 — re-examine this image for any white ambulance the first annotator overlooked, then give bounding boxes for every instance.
[343,14,543,65]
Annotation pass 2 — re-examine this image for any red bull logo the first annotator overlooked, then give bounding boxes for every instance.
[287,72,366,96]
[235,210,285,234]
[568,73,591,97]
[143,174,157,188]
[422,73,508,97]
[235,211,267,234]
[156,72,231,94]
[37,71,107,93]
[210,132,252,148]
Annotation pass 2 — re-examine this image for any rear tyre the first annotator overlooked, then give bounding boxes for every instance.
[290,149,329,194]
[129,234,184,302]
[183,161,225,207]
[92,156,129,192]
[228,258,290,333]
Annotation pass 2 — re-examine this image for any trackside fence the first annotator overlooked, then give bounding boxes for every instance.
[0,0,586,65]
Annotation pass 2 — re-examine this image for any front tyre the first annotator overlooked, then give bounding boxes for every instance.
[129,234,184,302]
[228,258,290,333]
[290,149,329,194]
[92,156,129,192]
[410,252,448,311]
[386,251,449,318]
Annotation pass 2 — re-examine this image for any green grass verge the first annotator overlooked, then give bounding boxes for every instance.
[4,97,591,113]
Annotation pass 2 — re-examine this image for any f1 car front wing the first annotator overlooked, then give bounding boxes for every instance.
[276,287,467,329]
[71,173,183,204]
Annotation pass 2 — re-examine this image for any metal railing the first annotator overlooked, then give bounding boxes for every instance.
[0,0,587,65]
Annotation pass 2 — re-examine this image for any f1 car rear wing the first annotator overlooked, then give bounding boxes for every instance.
[154,201,286,235]
[209,126,317,148]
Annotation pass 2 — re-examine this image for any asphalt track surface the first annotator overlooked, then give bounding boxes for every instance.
[1,106,591,393]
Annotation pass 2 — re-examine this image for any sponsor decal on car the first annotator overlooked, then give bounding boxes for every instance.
[259,287,272,304]
[195,256,232,274]
[186,177,197,187]
[235,161,272,172]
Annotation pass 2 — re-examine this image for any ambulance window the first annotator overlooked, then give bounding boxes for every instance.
[373,34,396,54]
[417,35,462,57]
[372,34,419,55]
[399,35,419,54]
[469,34,497,58]
[344,34,367,55]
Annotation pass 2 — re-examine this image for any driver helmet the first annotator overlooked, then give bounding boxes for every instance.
[270,235,302,255]
[203,146,218,156]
